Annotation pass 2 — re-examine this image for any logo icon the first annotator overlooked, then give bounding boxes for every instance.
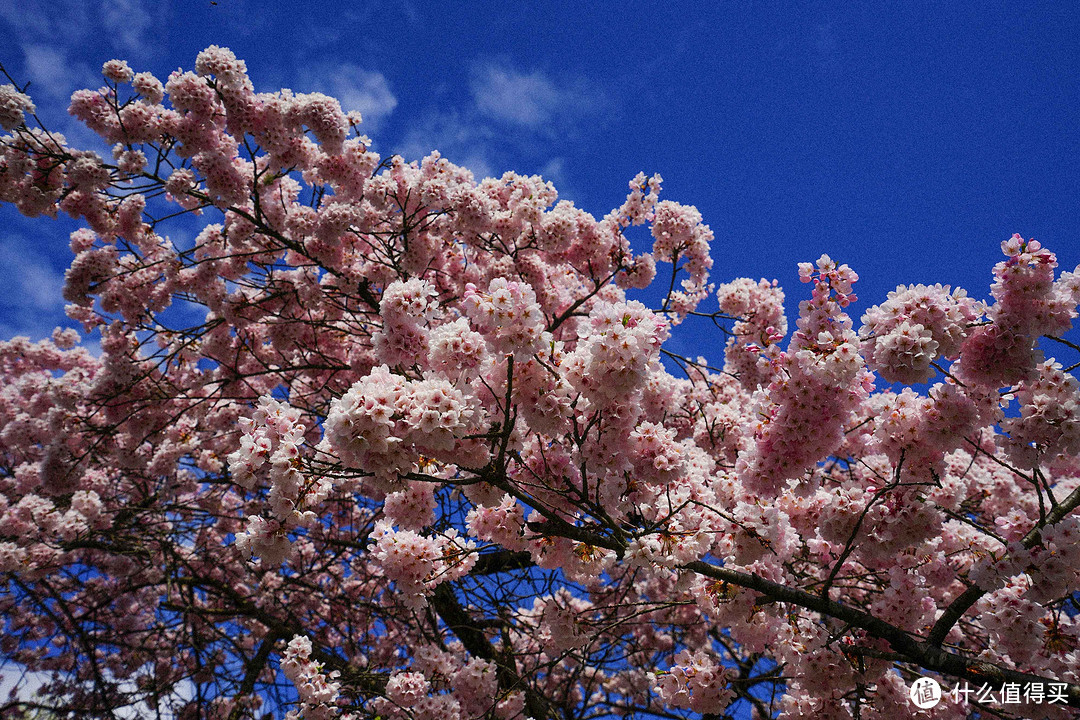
[909,677,942,709]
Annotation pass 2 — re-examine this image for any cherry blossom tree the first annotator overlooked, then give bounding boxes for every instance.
[1,48,1079,720]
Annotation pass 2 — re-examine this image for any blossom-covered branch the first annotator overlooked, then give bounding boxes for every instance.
[1,48,1079,720]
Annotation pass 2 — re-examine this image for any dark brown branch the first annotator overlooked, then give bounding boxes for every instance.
[226,629,283,720]
[429,583,554,720]
[683,559,1080,709]
[469,550,534,576]
[927,482,1080,647]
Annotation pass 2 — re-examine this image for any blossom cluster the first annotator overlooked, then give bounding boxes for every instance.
[370,521,477,609]
[651,649,733,715]
[372,277,440,367]
[871,382,995,481]
[0,84,35,130]
[0,490,104,571]
[860,283,979,384]
[370,669,466,720]
[323,365,484,487]
[3,45,1080,720]
[564,300,669,408]
[737,254,872,495]
[462,278,549,359]
[229,396,331,565]
[715,277,787,390]
[649,201,715,319]
[466,494,528,552]
[958,235,1080,386]
[999,359,1080,468]
[280,635,355,720]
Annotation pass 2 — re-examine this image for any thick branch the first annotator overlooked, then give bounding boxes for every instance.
[683,559,1080,709]
[927,482,1080,646]
[429,583,553,720]
[513,517,1080,709]
[226,630,283,720]
[469,550,534,576]
[169,575,387,697]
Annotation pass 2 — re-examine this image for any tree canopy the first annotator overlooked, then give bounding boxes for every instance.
[1,48,1079,720]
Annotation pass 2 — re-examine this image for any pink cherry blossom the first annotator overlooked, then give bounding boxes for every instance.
[0,47,1078,720]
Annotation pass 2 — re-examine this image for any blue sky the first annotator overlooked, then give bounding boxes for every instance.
[1,0,1078,359]
[0,4,1078,714]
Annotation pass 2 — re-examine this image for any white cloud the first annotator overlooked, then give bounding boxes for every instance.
[2,1,161,73]
[0,233,68,341]
[472,66,561,127]
[0,661,195,720]
[101,0,156,59]
[21,43,96,101]
[540,157,575,202]
[470,63,596,129]
[0,663,52,710]
[395,111,496,180]
[393,63,604,183]
[392,64,606,183]
[296,64,398,133]
[0,1,161,151]
[22,44,69,97]
[14,44,104,155]
[0,1,90,42]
